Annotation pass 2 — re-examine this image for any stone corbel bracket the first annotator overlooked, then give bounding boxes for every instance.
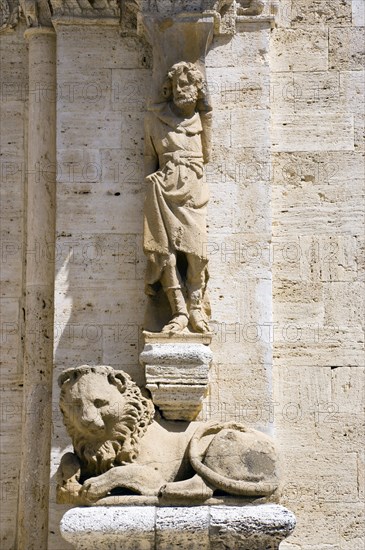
[138,11,214,104]
[135,0,278,36]
[136,0,236,37]
[136,1,278,39]
[140,333,213,421]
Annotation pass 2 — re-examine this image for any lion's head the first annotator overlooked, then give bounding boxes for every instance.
[58,365,155,477]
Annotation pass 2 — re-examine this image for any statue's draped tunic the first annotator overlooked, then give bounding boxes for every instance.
[143,103,209,290]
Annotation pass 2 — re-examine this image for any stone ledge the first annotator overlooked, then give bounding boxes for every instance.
[143,330,213,345]
[51,16,120,28]
[60,504,296,549]
[236,15,276,30]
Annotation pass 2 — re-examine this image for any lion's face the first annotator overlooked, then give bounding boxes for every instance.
[59,365,155,476]
[62,371,127,441]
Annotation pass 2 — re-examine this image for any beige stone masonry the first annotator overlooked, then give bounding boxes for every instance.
[0,0,363,548]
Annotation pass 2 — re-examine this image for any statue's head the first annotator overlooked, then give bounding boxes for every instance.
[162,62,206,109]
[58,365,155,476]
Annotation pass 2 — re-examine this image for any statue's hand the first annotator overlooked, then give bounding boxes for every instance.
[203,151,211,164]
[145,171,164,185]
[188,160,204,178]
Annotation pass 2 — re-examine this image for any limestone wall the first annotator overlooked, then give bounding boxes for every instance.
[271,1,364,548]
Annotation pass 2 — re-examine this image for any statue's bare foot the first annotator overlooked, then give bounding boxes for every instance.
[162,313,189,333]
[189,309,211,333]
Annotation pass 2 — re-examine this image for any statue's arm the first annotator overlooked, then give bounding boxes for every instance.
[144,113,159,177]
[200,110,212,164]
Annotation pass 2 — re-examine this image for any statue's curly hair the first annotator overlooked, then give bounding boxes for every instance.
[162,61,207,101]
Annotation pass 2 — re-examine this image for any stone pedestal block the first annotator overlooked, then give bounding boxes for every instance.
[140,333,213,420]
[60,504,296,550]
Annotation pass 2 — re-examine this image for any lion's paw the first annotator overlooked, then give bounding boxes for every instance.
[80,476,112,502]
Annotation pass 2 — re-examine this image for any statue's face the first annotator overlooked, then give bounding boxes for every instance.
[172,71,199,109]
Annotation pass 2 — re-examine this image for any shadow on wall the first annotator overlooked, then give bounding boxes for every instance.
[49,34,152,547]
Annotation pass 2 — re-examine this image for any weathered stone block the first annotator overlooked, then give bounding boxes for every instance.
[59,112,122,150]
[323,281,365,327]
[298,235,359,283]
[207,67,270,110]
[273,326,364,368]
[0,101,25,155]
[206,32,270,70]
[352,0,365,26]
[60,506,156,549]
[57,68,112,113]
[56,26,145,69]
[111,68,151,112]
[329,27,365,70]
[340,70,365,115]
[206,361,274,432]
[209,505,296,549]
[56,182,144,233]
[354,112,365,150]
[271,71,342,114]
[272,114,354,152]
[288,0,352,27]
[271,29,328,72]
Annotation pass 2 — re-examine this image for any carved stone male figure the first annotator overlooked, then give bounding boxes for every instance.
[143,62,212,334]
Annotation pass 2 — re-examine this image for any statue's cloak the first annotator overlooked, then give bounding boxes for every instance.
[143,103,209,289]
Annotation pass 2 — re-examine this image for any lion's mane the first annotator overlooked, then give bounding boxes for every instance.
[58,365,155,476]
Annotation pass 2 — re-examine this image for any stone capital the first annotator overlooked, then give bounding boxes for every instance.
[24,25,55,39]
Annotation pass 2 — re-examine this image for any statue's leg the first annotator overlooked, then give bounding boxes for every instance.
[160,253,189,333]
[186,254,210,333]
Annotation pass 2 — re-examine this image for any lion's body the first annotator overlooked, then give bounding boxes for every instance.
[57,366,279,504]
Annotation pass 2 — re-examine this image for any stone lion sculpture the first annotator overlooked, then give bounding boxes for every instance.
[56,365,279,505]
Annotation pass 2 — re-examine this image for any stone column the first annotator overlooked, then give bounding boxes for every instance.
[16,26,57,550]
